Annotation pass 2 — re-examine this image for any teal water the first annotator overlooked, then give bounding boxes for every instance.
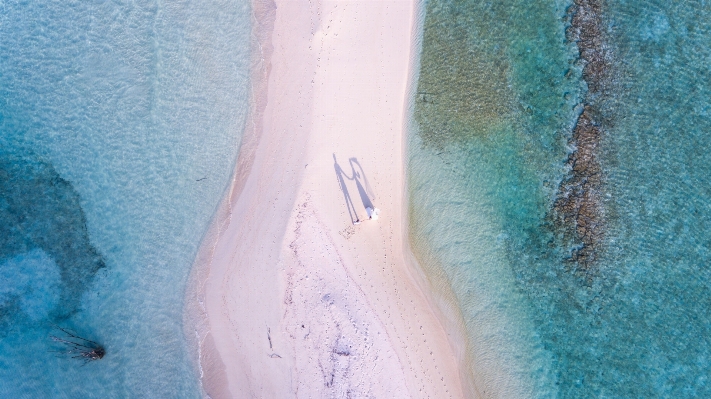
[411,0,711,397]
[0,1,251,397]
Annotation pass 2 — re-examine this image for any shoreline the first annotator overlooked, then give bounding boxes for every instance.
[402,3,479,396]
[183,0,279,395]
[185,0,471,397]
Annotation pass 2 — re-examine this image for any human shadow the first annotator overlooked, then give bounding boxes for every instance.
[348,157,374,211]
[333,154,360,224]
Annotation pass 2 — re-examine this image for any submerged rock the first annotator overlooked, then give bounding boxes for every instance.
[554,0,614,272]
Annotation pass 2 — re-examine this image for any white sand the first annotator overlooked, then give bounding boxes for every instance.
[186,0,471,397]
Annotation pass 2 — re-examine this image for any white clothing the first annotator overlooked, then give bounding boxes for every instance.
[366,207,380,220]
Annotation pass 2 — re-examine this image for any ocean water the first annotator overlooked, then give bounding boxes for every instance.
[0,1,251,397]
[410,0,711,397]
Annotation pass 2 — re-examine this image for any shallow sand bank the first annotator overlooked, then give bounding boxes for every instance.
[186,1,471,397]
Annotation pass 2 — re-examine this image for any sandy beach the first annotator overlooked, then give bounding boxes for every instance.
[185,0,470,397]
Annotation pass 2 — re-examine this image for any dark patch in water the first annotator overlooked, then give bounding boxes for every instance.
[568,0,612,96]
[0,155,105,322]
[413,0,513,148]
[554,0,612,272]
[554,107,604,269]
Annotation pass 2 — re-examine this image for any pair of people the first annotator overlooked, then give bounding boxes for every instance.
[354,206,380,225]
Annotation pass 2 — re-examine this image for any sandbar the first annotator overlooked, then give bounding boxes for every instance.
[185,0,471,397]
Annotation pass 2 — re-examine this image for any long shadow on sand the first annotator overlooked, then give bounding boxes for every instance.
[333,154,376,224]
[348,157,375,211]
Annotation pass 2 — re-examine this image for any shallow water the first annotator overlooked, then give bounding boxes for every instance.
[410,0,711,397]
[0,1,251,397]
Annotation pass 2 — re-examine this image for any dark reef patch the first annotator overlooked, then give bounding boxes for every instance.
[554,106,604,268]
[567,0,612,97]
[554,0,612,272]
[0,155,106,323]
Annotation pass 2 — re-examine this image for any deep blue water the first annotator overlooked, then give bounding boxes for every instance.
[410,0,711,397]
[0,1,251,397]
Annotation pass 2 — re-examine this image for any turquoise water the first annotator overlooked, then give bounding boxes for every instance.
[411,0,711,397]
[0,1,251,397]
